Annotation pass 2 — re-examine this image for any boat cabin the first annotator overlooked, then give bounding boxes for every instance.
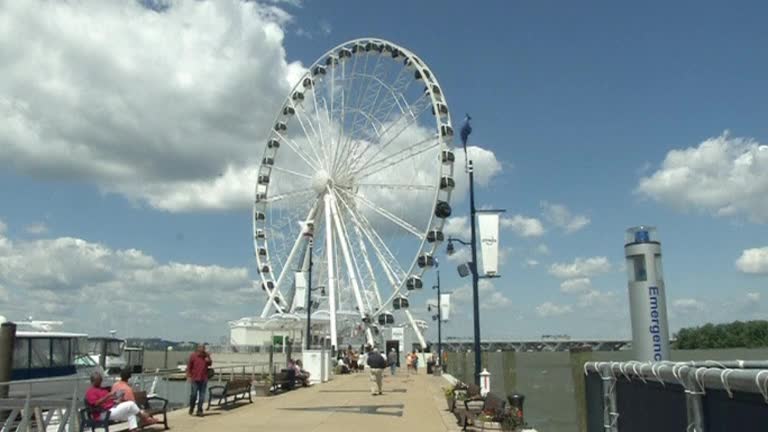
[12,332,87,380]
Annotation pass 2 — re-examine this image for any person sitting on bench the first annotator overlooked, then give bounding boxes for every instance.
[294,359,310,386]
[85,372,158,432]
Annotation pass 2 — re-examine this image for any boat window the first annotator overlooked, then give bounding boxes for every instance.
[30,338,51,368]
[107,340,125,356]
[13,338,29,369]
[51,338,71,367]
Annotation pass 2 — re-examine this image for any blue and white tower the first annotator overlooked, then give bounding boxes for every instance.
[625,226,670,361]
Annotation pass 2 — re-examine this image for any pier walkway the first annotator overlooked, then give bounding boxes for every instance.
[157,371,459,432]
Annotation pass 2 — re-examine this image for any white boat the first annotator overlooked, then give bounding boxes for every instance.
[86,332,128,375]
[8,319,100,398]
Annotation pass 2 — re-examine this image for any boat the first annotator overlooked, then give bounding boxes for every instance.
[86,331,128,375]
[8,318,100,398]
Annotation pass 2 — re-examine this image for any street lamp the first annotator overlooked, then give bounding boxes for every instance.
[449,119,505,384]
[430,271,442,367]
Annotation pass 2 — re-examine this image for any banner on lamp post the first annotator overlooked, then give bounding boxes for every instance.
[477,210,503,276]
[439,293,451,322]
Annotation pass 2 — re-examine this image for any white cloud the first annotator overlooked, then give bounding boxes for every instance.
[24,222,48,235]
[0,1,303,212]
[549,256,611,279]
[672,298,706,313]
[747,292,761,302]
[560,277,592,294]
[443,217,469,237]
[576,289,617,307]
[524,259,539,268]
[501,215,545,237]
[540,201,590,233]
[536,302,573,317]
[0,226,251,336]
[450,279,511,310]
[455,146,503,187]
[637,132,768,222]
[736,247,768,274]
[535,244,550,255]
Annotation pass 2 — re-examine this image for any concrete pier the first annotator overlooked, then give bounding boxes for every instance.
[155,371,459,432]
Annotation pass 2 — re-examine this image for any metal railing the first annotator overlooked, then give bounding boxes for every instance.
[0,362,275,431]
[584,360,768,432]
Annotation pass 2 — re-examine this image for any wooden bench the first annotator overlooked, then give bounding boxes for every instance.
[455,391,506,431]
[78,392,169,432]
[134,391,169,430]
[207,379,253,409]
[272,368,296,392]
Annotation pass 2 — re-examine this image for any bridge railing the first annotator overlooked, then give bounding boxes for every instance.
[583,360,768,432]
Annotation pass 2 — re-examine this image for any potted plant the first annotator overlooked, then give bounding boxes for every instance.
[443,382,468,411]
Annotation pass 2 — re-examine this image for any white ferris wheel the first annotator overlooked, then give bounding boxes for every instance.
[252,38,455,350]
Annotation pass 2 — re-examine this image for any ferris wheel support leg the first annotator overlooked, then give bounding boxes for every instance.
[324,193,338,351]
[260,202,319,318]
[404,310,427,350]
[329,192,374,347]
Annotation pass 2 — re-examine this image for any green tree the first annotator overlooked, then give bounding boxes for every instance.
[674,320,768,349]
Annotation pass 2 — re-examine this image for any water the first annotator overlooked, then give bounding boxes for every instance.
[446,348,768,432]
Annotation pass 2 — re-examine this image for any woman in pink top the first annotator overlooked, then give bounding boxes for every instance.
[85,372,157,431]
[111,369,136,402]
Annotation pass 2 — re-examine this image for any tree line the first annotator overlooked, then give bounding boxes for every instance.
[674,320,768,349]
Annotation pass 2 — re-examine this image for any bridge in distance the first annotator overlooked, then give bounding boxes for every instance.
[437,336,635,352]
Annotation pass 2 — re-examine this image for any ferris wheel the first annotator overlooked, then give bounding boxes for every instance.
[252,38,455,349]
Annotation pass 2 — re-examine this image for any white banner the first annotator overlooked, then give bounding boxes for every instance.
[292,272,307,310]
[477,211,502,276]
[440,293,451,322]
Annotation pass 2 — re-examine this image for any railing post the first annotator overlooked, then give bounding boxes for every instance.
[684,367,706,432]
[0,322,16,425]
[598,363,619,432]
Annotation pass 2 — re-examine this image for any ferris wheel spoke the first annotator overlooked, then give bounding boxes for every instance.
[337,192,407,282]
[308,79,331,169]
[269,165,315,181]
[289,99,326,168]
[331,192,374,315]
[354,136,440,180]
[335,187,423,238]
[333,54,386,175]
[349,91,433,174]
[272,129,322,172]
[263,188,316,204]
[355,182,435,191]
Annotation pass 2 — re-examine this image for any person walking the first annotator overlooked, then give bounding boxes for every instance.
[187,344,212,417]
[366,347,387,395]
[411,350,419,374]
[387,348,398,376]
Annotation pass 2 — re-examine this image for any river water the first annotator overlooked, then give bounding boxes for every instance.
[446,348,768,432]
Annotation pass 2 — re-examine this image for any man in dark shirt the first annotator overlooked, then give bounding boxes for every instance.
[366,347,387,395]
[187,344,212,416]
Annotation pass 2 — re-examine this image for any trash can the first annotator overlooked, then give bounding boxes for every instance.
[507,393,526,425]
[426,359,435,374]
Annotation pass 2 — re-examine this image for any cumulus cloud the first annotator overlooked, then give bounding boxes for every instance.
[637,132,768,222]
[451,279,511,310]
[524,259,539,268]
[560,277,592,294]
[747,292,761,302]
[501,215,545,237]
[24,222,48,235]
[540,201,590,233]
[736,247,768,274]
[536,244,550,255]
[0,221,252,336]
[0,1,304,212]
[672,298,706,313]
[536,302,572,317]
[549,256,611,279]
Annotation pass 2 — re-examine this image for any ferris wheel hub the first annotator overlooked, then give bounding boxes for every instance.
[312,169,333,194]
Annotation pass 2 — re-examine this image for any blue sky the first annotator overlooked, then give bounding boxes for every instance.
[0,0,766,342]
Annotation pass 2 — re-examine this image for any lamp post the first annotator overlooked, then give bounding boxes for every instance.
[305,238,314,350]
[430,271,443,368]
